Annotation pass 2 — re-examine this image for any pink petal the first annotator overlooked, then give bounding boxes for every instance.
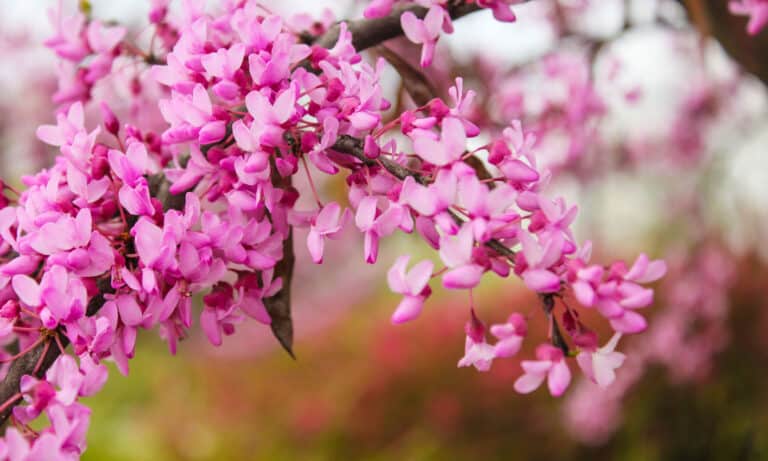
[406,259,434,294]
[306,229,324,264]
[547,361,571,396]
[390,295,424,324]
[117,295,143,327]
[514,369,547,394]
[522,269,561,293]
[610,310,647,334]
[443,264,483,289]
[201,308,222,346]
[12,275,41,307]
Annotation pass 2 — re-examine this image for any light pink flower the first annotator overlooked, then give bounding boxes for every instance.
[490,313,527,358]
[387,255,434,323]
[439,225,485,289]
[576,333,625,388]
[307,202,351,264]
[401,6,444,67]
[514,344,571,396]
[457,311,495,371]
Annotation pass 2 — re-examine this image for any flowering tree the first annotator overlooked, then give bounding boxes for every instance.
[0,0,764,458]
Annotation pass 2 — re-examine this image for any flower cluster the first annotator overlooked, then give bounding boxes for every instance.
[0,0,669,458]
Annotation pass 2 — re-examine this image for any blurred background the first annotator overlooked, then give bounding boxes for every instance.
[2,0,768,459]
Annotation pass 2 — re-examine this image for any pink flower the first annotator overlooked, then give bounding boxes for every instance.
[401,6,445,67]
[477,0,519,22]
[570,254,666,334]
[457,311,495,371]
[514,344,571,396]
[12,266,87,328]
[235,85,297,149]
[576,333,625,388]
[439,225,485,289]
[490,313,527,358]
[307,202,351,264]
[387,255,434,324]
[364,0,394,17]
[729,0,768,35]
[86,21,126,54]
[355,197,407,263]
[36,101,86,147]
[109,142,155,216]
[518,232,564,293]
[412,117,466,167]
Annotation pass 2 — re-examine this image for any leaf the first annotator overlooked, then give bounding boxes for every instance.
[263,160,296,359]
[264,229,295,359]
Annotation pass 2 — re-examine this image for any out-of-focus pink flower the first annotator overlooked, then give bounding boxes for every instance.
[729,0,768,35]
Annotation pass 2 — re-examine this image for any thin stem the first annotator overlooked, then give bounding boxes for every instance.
[300,155,323,208]
[33,340,51,375]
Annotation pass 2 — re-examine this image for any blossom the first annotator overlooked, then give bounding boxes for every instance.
[387,255,434,324]
[412,117,466,167]
[457,311,495,371]
[576,333,625,388]
[355,197,406,263]
[514,344,572,396]
[729,0,768,35]
[490,313,527,358]
[438,225,485,289]
[307,202,351,264]
[401,6,445,67]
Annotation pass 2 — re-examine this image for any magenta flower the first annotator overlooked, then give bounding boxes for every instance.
[355,197,407,264]
[412,117,466,167]
[439,225,485,289]
[387,255,434,324]
[514,344,572,396]
[364,0,394,18]
[307,202,351,264]
[729,0,768,35]
[401,6,445,67]
[108,142,154,216]
[12,265,87,329]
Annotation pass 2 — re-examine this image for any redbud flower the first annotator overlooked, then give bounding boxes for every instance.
[514,344,572,396]
[401,6,444,67]
[387,255,434,324]
[576,333,625,388]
